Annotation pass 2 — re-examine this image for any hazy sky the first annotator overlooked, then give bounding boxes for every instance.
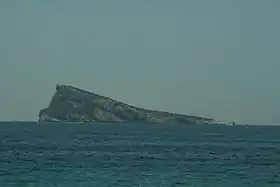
[0,0,279,124]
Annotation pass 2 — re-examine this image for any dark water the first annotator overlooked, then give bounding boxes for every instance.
[1,122,280,187]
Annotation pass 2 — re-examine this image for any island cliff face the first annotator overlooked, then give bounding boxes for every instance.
[39,85,220,124]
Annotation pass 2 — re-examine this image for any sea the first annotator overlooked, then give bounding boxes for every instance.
[1,122,280,187]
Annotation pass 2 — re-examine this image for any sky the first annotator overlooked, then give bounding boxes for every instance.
[0,0,279,125]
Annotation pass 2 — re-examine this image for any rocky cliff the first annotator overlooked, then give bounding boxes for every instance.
[38,84,220,124]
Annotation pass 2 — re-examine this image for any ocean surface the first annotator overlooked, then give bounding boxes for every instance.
[1,122,280,187]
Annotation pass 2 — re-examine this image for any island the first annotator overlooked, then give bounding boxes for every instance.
[38,84,222,124]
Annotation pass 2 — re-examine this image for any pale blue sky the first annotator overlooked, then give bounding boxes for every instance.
[0,0,279,124]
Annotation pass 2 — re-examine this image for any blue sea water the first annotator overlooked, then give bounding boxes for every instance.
[1,122,280,187]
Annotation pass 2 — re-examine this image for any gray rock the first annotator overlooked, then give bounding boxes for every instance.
[38,84,220,124]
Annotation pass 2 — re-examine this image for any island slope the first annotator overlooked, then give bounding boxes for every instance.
[39,84,220,124]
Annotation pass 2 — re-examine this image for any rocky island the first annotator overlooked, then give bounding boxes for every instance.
[38,84,221,124]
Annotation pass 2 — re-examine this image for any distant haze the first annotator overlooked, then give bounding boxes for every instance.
[0,0,279,125]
